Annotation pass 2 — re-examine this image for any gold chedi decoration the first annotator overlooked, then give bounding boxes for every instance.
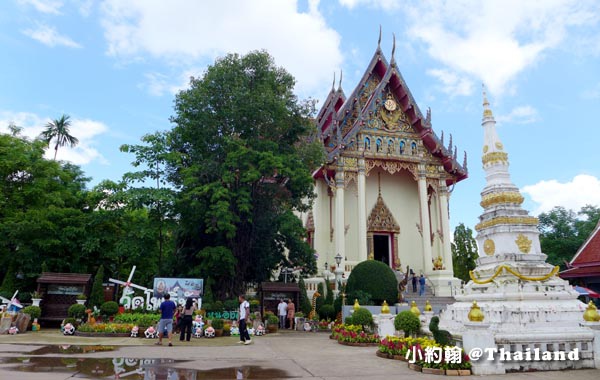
[469,264,559,284]
[483,239,495,255]
[515,234,532,254]
[381,300,390,314]
[583,301,600,322]
[480,192,524,208]
[353,299,360,311]
[424,300,433,312]
[410,301,420,316]
[468,301,484,322]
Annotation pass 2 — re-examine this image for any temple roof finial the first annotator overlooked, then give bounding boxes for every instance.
[390,33,396,65]
[338,69,343,92]
[378,171,382,196]
[332,72,336,92]
[378,25,382,48]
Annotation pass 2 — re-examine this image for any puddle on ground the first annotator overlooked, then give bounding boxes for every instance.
[28,345,116,355]
[1,357,292,379]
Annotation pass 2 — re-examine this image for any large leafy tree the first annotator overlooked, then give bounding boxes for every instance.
[167,51,319,297]
[39,114,79,160]
[451,223,478,283]
[539,205,600,267]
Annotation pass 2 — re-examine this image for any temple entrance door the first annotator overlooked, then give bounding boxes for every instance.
[373,234,391,266]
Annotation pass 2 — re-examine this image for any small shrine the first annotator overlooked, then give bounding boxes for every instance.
[36,272,92,324]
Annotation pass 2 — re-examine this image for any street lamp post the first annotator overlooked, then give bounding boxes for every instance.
[334,253,343,298]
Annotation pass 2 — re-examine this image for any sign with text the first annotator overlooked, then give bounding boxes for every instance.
[153,278,203,300]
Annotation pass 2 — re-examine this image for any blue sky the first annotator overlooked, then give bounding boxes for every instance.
[1,0,600,234]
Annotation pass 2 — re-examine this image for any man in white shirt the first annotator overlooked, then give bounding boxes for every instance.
[277,299,288,329]
[238,294,251,345]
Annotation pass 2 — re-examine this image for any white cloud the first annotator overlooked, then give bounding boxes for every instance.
[581,82,600,100]
[17,0,63,14]
[522,174,600,215]
[403,0,600,96]
[140,68,201,97]
[426,68,473,96]
[0,111,108,165]
[496,105,540,124]
[338,0,400,11]
[99,0,343,96]
[22,24,81,48]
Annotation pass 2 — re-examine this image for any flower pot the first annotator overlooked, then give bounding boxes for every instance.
[31,298,42,307]
[214,328,223,337]
[267,324,278,333]
[445,369,460,376]
[458,369,471,376]
[422,367,445,375]
[76,299,86,305]
[408,363,422,372]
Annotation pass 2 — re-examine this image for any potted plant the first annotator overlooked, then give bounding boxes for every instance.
[100,301,119,321]
[294,312,305,331]
[211,318,224,337]
[30,291,43,307]
[76,294,87,305]
[266,313,279,333]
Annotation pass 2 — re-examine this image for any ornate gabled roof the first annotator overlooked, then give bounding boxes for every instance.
[314,33,468,185]
[568,219,600,266]
[367,191,400,232]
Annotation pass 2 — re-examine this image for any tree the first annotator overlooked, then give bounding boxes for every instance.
[539,205,600,267]
[451,223,478,282]
[167,51,319,297]
[89,265,105,308]
[39,114,79,160]
[345,260,398,304]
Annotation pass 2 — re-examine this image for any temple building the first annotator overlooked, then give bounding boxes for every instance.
[302,34,468,297]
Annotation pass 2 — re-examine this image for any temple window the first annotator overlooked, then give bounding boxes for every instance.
[364,137,371,151]
[387,139,394,154]
[399,140,405,154]
[376,138,382,152]
[411,142,417,155]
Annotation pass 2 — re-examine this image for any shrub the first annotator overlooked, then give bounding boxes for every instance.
[267,314,279,325]
[63,317,78,327]
[223,299,238,311]
[344,315,354,325]
[345,260,398,304]
[347,290,373,306]
[429,316,454,346]
[68,304,86,319]
[315,283,325,313]
[352,307,373,330]
[100,301,119,317]
[211,318,224,329]
[395,310,420,337]
[22,305,41,319]
[319,304,335,321]
[113,312,160,326]
[298,277,312,315]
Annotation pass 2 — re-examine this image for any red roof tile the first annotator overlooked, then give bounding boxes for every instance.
[570,222,600,265]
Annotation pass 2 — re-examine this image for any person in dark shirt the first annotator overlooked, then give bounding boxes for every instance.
[156,293,177,346]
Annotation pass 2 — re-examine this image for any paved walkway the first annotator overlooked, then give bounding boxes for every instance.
[0,330,599,379]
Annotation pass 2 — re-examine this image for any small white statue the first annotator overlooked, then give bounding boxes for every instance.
[63,323,75,335]
[131,325,139,337]
[144,326,157,339]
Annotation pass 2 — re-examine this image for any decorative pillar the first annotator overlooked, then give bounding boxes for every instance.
[357,157,368,262]
[418,170,433,274]
[335,160,346,267]
[439,181,453,272]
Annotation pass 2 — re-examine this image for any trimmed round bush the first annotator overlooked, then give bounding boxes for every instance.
[395,310,420,337]
[68,304,86,319]
[344,315,354,325]
[345,260,398,304]
[319,304,335,320]
[22,305,42,319]
[100,301,119,317]
[351,307,373,329]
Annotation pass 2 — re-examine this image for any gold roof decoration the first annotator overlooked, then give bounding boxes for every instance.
[381,300,390,314]
[367,181,400,233]
[583,301,600,322]
[424,300,433,312]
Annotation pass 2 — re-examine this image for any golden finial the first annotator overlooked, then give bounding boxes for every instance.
[381,300,390,314]
[583,301,600,322]
[410,301,420,316]
[482,84,493,118]
[424,300,433,312]
[468,301,485,322]
[353,299,360,311]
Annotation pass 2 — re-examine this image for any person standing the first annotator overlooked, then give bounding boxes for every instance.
[238,294,251,345]
[419,274,426,296]
[156,293,177,346]
[179,298,196,342]
[277,299,288,329]
[411,272,417,293]
[286,298,295,330]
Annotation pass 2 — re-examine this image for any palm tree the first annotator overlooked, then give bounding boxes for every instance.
[39,114,79,160]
